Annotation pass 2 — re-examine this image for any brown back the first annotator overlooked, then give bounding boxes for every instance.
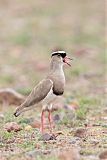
[21,79,53,107]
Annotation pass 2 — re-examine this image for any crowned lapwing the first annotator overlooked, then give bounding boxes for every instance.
[14,51,72,135]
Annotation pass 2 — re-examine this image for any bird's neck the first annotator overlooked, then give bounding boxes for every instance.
[48,60,65,96]
[50,61,64,74]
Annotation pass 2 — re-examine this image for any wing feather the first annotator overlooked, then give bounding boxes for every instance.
[21,79,53,107]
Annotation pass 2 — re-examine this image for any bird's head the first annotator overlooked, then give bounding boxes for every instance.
[51,51,73,66]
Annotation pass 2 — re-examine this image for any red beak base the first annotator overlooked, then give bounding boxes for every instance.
[63,56,72,66]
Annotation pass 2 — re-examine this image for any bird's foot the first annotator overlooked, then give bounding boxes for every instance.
[39,133,57,141]
[50,133,57,139]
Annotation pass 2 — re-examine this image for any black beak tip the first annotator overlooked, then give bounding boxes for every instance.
[69,58,73,60]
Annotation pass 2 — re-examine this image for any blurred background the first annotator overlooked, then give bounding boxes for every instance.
[0,0,105,97]
[0,1,106,159]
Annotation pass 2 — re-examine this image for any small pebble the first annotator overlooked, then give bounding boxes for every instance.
[99,150,107,159]
[39,133,57,141]
[53,114,60,122]
[26,149,42,157]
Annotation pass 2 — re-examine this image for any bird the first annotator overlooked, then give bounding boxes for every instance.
[14,51,72,135]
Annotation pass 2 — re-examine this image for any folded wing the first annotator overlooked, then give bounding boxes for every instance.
[21,79,53,107]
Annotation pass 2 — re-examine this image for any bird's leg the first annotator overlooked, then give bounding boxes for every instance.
[41,111,44,135]
[48,110,53,133]
[31,111,44,139]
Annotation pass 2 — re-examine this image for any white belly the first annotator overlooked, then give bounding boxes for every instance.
[42,87,57,106]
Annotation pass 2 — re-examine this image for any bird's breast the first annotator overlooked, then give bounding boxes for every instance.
[48,73,65,95]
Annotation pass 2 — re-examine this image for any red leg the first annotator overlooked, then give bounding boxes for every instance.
[48,110,53,132]
[41,111,44,135]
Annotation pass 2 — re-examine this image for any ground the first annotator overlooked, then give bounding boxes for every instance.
[0,0,106,160]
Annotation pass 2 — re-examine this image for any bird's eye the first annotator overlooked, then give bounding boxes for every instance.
[57,54,60,57]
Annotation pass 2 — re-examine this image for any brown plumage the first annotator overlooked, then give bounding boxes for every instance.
[14,51,72,134]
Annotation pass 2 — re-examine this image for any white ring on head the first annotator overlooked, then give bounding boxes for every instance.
[52,51,66,54]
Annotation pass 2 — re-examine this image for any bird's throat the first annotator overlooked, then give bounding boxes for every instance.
[50,60,64,73]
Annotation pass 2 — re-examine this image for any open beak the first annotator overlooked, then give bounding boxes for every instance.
[63,56,73,66]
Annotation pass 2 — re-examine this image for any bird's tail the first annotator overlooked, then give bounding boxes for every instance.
[14,105,23,117]
[14,104,34,117]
